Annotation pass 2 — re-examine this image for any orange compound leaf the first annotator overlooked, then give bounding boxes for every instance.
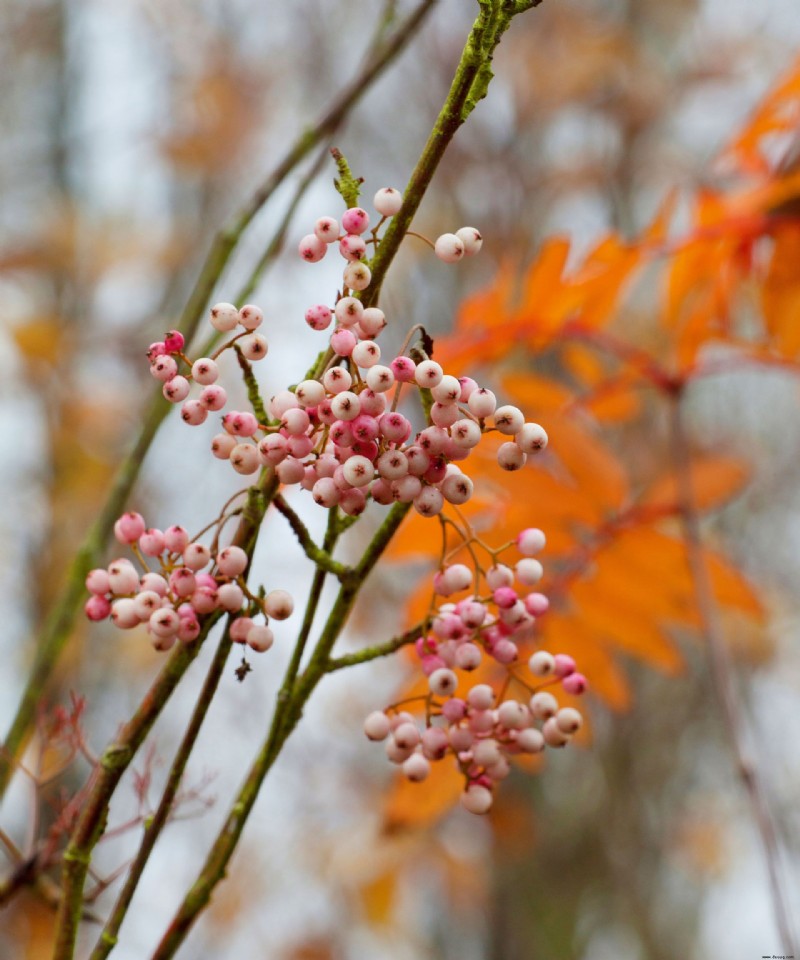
[702,546,764,620]
[720,52,800,175]
[382,759,465,833]
[560,342,607,388]
[761,221,800,357]
[577,376,643,423]
[641,457,750,515]
[500,372,575,414]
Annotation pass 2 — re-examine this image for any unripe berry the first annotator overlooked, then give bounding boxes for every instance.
[341,207,370,235]
[330,391,360,421]
[414,360,443,388]
[403,753,431,782]
[209,302,239,332]
[343,262,371,291]
[528,650,556,677]
[365,365,394,393]
[265,589,293,620]
[516,422,548,454]
[238,304,264,330]
[439,563,472,595]
[497,442,526,471]
[434,233,465,263]
[240,333,268,361]
[247,624,274,652]
[314,216,339,243]
[199,385,227,411]
[456,226,483,256]
[86,569,111,595]
[230,443,260,475]
[170,567,196,598]
[295,379,325,407]
[114,512,146,544]
[298,233,327,262]
[461,784,493,815]
[373,187,402,217]
[429,668,458,697]
[516,558,544,586]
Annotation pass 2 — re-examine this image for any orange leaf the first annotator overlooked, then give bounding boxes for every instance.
[641,457,750,514]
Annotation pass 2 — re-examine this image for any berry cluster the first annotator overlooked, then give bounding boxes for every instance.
[84,511,292,653]
[365,527,588,814]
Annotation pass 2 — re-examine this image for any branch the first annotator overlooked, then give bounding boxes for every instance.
[324,622,424,672]
[273,495,351,580]
[0,0,437,802]
[669,396,798,958]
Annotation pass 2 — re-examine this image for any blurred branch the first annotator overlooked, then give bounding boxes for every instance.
[0,0,437,802]
[272,495,351,580]
[324,622,424,672]
[52,475,278,960]
[669,395,798,958]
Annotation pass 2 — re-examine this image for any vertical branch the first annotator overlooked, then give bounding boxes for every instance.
[669,395,797,957]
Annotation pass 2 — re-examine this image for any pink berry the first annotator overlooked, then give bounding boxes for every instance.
[211,433,237,459]
[339,487,367,516]
[330,391,360,421]
[467,388,496,419]
[493,405,525,435]
[164,525,190,553]
[497,442,526,471]
[493,639,518,664]
[434,233,465,263]
[223,411,259,436]
[298,233,327,262]
[352,340,381,368]
[393,722,421,750]
[373,187,402,217]
[246,624,274,652]
[339,234,366,261]
[183,542,211,570]
[517,528,546,555]
[314,216,340,243]
[209,302,239,332]
[334,297,363,327]
[163,377,190,403]
[516,422,548,454]
[414,360,443,388]
[441,472,473,505]
[493,586,518,609]
[467,684,495,711]
[107,560,140,595]
[428,668,458,697]
[553,654,576,678]
[461,784,493,815]
[517,728,545,753]
[528,650,556,677]
[305,304,333,331]
[111,598,139,629]
[390,356,416,382]
[543,717,570,748]
[147,341,166,360]
[562,672,588,695]
[199,385,227,411]
[530,691,559,720]
[85,595,111,621]
[181,400,207,426]
[191,358,218,385]
[455,226,483,256]
[265,589,293,620]
[330,328,357,357]
[414,486,444,517]
[149,608,180,639]
[403,753,430,782]
[556,707,583,734]
[238,304,263,330]
[86,569,111,595]
[141,572,168,596]
[216,545,248,577]
[230,616,254,644]
[454,643,482,670]
[276,457,305,485]
[343,261,371,291]
[239,333,268,361]
[360,307,386,336]
[341,207,370,235]
[364,711,391,741]
[133,590,162,620]
[151,356,178,382]
[217,582,244,612]
[114,512,146,544]
[139,528,166,557]
[230,443,260,475]
[524,591,550,616]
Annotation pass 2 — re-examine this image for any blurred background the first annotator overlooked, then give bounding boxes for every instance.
[0,0,799,957]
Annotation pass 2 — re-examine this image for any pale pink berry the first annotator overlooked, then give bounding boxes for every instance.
[199,385,227,411]
[430,402,460,428]
[486,564,514,590]
[238,304,264,330]
[390,356,416,382]
[403,753,430,782]
[430,375,461,403]
[223,411,259,436]
[86,569,111,595]
[305,304,333,331]
[211,433,237,459]
[163,377,190,403]
[217,582,244,611]
[323,367,352,394]
[456,226,483,256]
[107,560,140,595]
[497,700,527,730]
[391,475,422,502]
[295,379,326,407]
[418,426,448,455]
[85,595,111,621]
[516,422,548,454]
[330,391,360,420]
[493,405,525,435]
[230,616,254,643]
[429,668,458,697]
[314,216,339,243]
[230,443,260,475]
[517,728,545,753]
[449,726,474,752]
[414,486,444,517]
[352,340,381,368]
[442,698,467,723]
[461,784,493,815]
[379,412,411,443]
[393,722,421,750]
[178,616,201,643]
[265,589,293,620]
[181,400,207,426]
[516,558,544,585]
[281,408,310,436]
[528,650,556,677]
[330,328,357,357]
[339,234,366,261]
[209,302,239,332]
[493,639,518,664]
[163,525,189,553]
[556,707,583,735]
[414,360,443,388]
[469,709,495,734]
[342,455,374,487]
[147,341,166,360]
[473,739,502,767]
[343,261,371,291]
[438,564,472,596]
[441,472,474,505]
[170,567,196,598]
[151,356,178,382]
[467,388,496,419]
[373,187,402,217]
[553,653,576,678]
[364,711,391,741]
[133,590,162,620]
[530,691,559,720]
[114,512,146,544]
[334,297,363,327]
[421,726,449,759]
[434,233,464,263]
[183,542,211,570]
[493,586,518,609]
[246,624,274,652]
[360,307,386,336]
[543,717,570,748]
[454,643,482,670]
[141,572,168,596]
[276,457,305,485]
[139,528,166,557]
[191,586,218,614]
[370,477,394,505]
[385,738,415,764]
[191,358,218,385]
[457,599,486,628]
[524,592,549,616]
[517,528,546,555]
[269,390,299,417]
[467,684,495,711]
[216,545,248,577]
[299,233,327,262]
[341,207,369,235]
[239,334,268,361]
[339,487,367,516]
[111,598,139,629]
[149,607,180,639]
[562,672,588,695]
[365,365,394,393]
[497,442,526,471]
